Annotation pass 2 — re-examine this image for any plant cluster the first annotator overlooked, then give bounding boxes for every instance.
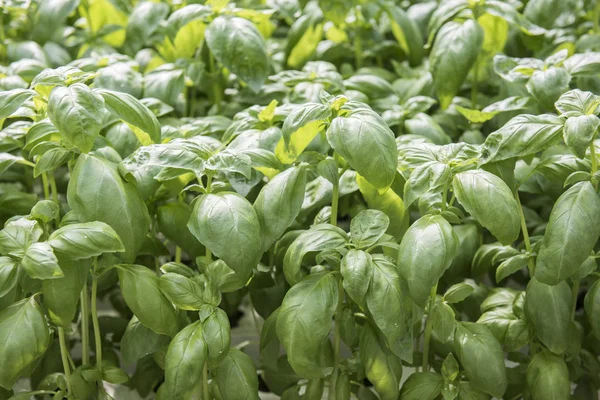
[2,0,600,399]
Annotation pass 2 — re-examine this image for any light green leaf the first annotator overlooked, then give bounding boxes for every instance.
[350,210,390,249]
[360,324,403,400]
[526,350,570,400]
[158,273,205,311]
[47,221,125,260]
[121,316,170,365]
[0,89,35,120]
[398,372,443,400]
[202,308,230,368]
[563,115,600,158]
[444,283,475,303]
[43,257,90,327]
[21,242,63,280]
[215,348,260,400]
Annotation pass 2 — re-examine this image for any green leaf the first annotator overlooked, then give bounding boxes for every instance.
[482,114,564,162]
[398,372,443,400]
[201,308,230,368]
[431,300,456,342]
[254,166,307,253]
[564,53,600,77]
[385,4,424,66]
[21,242,63,280]
[121,316,170,365]
[495,254,529,282]
[33,146,71,178]
[29,200,59,224]
[555,89,600,115]
[340,249,372,306]
[525,278,571,354]
[366,254,414,358]
[535,182,600,285]
[563,115,600,158]
[404,162,451,207]
[276,273,337,378]
[282,224,347,285]
[477,306,532,352]
[526,350,570,400]
[452,170,521,245]
[455,96,532,123]
[429,20,483,109]
[164,321,207,399]
[259,308,280,371]
[157,203,203,259]
[444,283,475,303]
[585,279,600,340]
[360,324,403,400]
[47,221,125,260]
[117,264,179,337]
[275,103,330,164]
[96,89,161,145]
[205,16,269,93]
[357,174,409,240]
[158,273,205,311]
[0,257,18,298]
[327,107,398,192]
[526,67,571,110]
[350,210,390,249]
[47,83,105,153]
[0,298,51,389]
[68,154,151,263]
[188,192,262,289]
[397,215,458,306]
[442,353,460,382]
[214,348,260,400]
[453,322,507,398]
[0,224,34,258]
[0,89,35,120]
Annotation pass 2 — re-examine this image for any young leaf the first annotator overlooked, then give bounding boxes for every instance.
[443,282,474,303]
[398,372,443,400]
[21,242,63,279]
[188,193,262,288]
[452,170,521,245]
[276,273,337,378]
[47,221,125,260]
[340,249,372,306]
[535,182,600,285]
[201,308,230,368]
[158,273,205,311]
[453,322,507,398]
[563,115,600,158]
[349,209,390,249]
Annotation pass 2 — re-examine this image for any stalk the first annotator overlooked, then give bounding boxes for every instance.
[354,34,363,69]
[91,258,102,369]
[571,279,580,321]
[49,173,59,205]
[591,142,598,189]
[329,160,342,399]
[175,246,182,263]
[471,58,479,108]
[513,189,535,276]
[41,172,50,200]
[422,283,438,371]
[58,327,73,394]
[208,52,222,114]
[80,283,90,365]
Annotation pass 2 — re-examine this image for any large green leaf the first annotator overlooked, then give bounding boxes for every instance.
[327,106,397,192]
[453,322,507,398]
[121,316,170,365]
[397,215,458,306]
[96,89,161,145]
[47,221,125,260]
[276,273,337,378]
[349,209,390,249]
[164,321,207,400]
[205,16,269,93]
[398,372,443,400]
[340,249,372,306]
[254,166,307,253]
[158,273,205,311]
[117,264,179,337]
[47,83,105,153]
[215,348,260,400]
[188,192,262,289]
[429,20,483,109]
[452,170,520,245]
[525,350,570,400]
[0,89,35,120]
[157,203,203,258]
[67,154,151,263]
[536,182,600,284]
[202,308,230,368]
[360,324,403,400]
[42,257,90,327]
[20,242,63,279]
[525,278,571,354]
[0,298,51,389]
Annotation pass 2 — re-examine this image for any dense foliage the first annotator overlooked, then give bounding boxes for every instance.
[2,0,600,399]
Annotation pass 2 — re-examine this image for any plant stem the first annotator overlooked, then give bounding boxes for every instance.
[354,34,363,69]
[330,278,344,399]
[513,189,535,276]
[91,258,102,369]
[594,0,600,33]
[202,362,210,400]
[175,246,182,263]
[58,327,73,394]
[49,173,59,205]
[330,181,339,227]
[209,52,222,114]
[41,172,50,200]
[571,279,580,321]
[422,283,438,372]
[80,283,90,365]
[590,142,598,189]
[471,58,479,108]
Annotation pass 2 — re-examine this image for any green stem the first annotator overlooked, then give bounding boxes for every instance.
[49,173,59,205]
[58,327,73,394]
[203,363,210,400]
[594,0,600,33]
[330,181,339,227]
[175,246,182,264]
[422,283,438,372]
[329,278,344,399]
[208,52,222,114]
[91,258,102,369]
[591,142,598,189]
[80,283,90,365]
[514,189,535,276]
[41,172,50,200]
[471,59,479,109]
[354,34,363,69]
[571,279,580,321]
